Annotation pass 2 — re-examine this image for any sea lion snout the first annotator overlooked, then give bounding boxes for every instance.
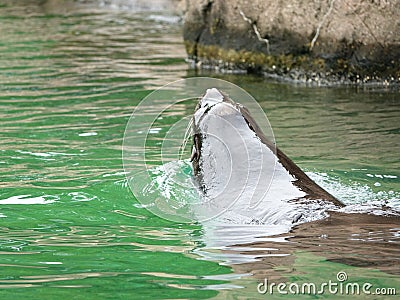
[199,88,224,108]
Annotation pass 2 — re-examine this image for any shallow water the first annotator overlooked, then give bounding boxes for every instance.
[0,1,399,299]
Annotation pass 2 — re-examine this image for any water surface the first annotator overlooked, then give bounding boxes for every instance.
[0,1,399,299]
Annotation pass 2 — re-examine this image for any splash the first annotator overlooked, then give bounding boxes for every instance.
[308,172,400,216]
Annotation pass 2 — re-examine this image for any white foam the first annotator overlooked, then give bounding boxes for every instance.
[0,195,57,205]
[78,132,98,137]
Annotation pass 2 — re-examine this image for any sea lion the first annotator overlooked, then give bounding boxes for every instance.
[190,88,344,225]
[189,88,400,279]
[188,88,400,290]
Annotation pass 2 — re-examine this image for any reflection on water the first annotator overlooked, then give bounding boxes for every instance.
[0,0,399,299]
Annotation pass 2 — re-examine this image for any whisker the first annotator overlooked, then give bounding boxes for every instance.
[179,117,193,160]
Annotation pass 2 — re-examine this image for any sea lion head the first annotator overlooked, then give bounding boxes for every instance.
[190,88,282,214]
[191,88,249,181]
[189,88,343,224]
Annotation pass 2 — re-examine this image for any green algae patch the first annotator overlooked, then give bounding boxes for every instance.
[185,41,400,85]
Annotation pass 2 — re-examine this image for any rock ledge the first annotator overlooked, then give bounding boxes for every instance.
[183,0,400,85]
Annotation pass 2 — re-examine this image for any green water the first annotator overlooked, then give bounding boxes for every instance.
[1,1,399,299]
